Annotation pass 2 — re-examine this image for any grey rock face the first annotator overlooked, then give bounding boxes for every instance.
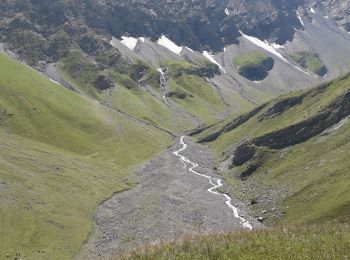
[304,0,350,31]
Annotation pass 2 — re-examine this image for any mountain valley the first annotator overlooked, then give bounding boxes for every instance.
[1,1,350,259]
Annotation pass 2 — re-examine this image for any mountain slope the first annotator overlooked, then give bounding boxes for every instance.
[0,53,171,259]
[1,1,350,258]
[195,74,350,225]
[2,0,350,125]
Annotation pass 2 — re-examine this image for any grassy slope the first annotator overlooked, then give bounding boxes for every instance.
[116,76,350,260]
[195,75,350,224]
[202,77,349,154]
[124,75,350,260]
[234,51,269,68]
[163,60,225,124]
[289,52,325,75]
[0,53,171,259]
[60,51,196,132]
[59,49,101,99]
[120,223,350,260]
[168,75,225,123]
[107,69,196,132]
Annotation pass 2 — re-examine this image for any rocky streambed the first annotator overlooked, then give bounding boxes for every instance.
[77,137,261,259]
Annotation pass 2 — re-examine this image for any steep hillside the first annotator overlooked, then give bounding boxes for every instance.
[2,1,350,259]
[195,74,350,225]
[0,0,303,57]
[2,0,350,124]
[0,53,171,259]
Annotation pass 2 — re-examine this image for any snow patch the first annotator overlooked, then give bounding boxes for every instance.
[310,7,316,14]
[120,36,138,50]
[324,16,329,19]
[203,51,226,73]
[150,9,157,17]
[240,31,287,62]
[225,8,230,16]
[185,46,194,52]
[271,43,284,49]
[139,37,145,43]
[157,35,183,55]
[296,10,305,27]
[240,31,310,75]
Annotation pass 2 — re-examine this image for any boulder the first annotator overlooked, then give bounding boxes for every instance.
[94,75,114,91]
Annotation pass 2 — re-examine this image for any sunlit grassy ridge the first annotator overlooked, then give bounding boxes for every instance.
[194,74,350,225]
[119,223,350,260]
[198,76,350,155]
[0,53,171,259]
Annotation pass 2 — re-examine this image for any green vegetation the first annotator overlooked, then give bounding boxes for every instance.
[120,223,350,260]
[195,75,350,225]
[290,52,327,76]
[168,75,224,123]
[0,53,171,259]
[60,53,194,132]
[200,77,349,155]
[128,60,160,88]
[233,51,274,81]
[59,49,101,98]
[109,70,140,90]
[108,71,196,132]
[162,60,225,124]
[234,51,270,68]
[162,60,192,77]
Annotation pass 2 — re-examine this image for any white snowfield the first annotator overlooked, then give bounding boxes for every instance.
[185,46,195,52]
[120,36,138,50]
[296,10,305,27]
[157,35,183,55]
[225,8,230,16]
[240,31,287,62]
[173,136,253,230]
[240,31,310,75]
[203,51,226,73]
[310,7,316,14]
[271,43,284,49]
